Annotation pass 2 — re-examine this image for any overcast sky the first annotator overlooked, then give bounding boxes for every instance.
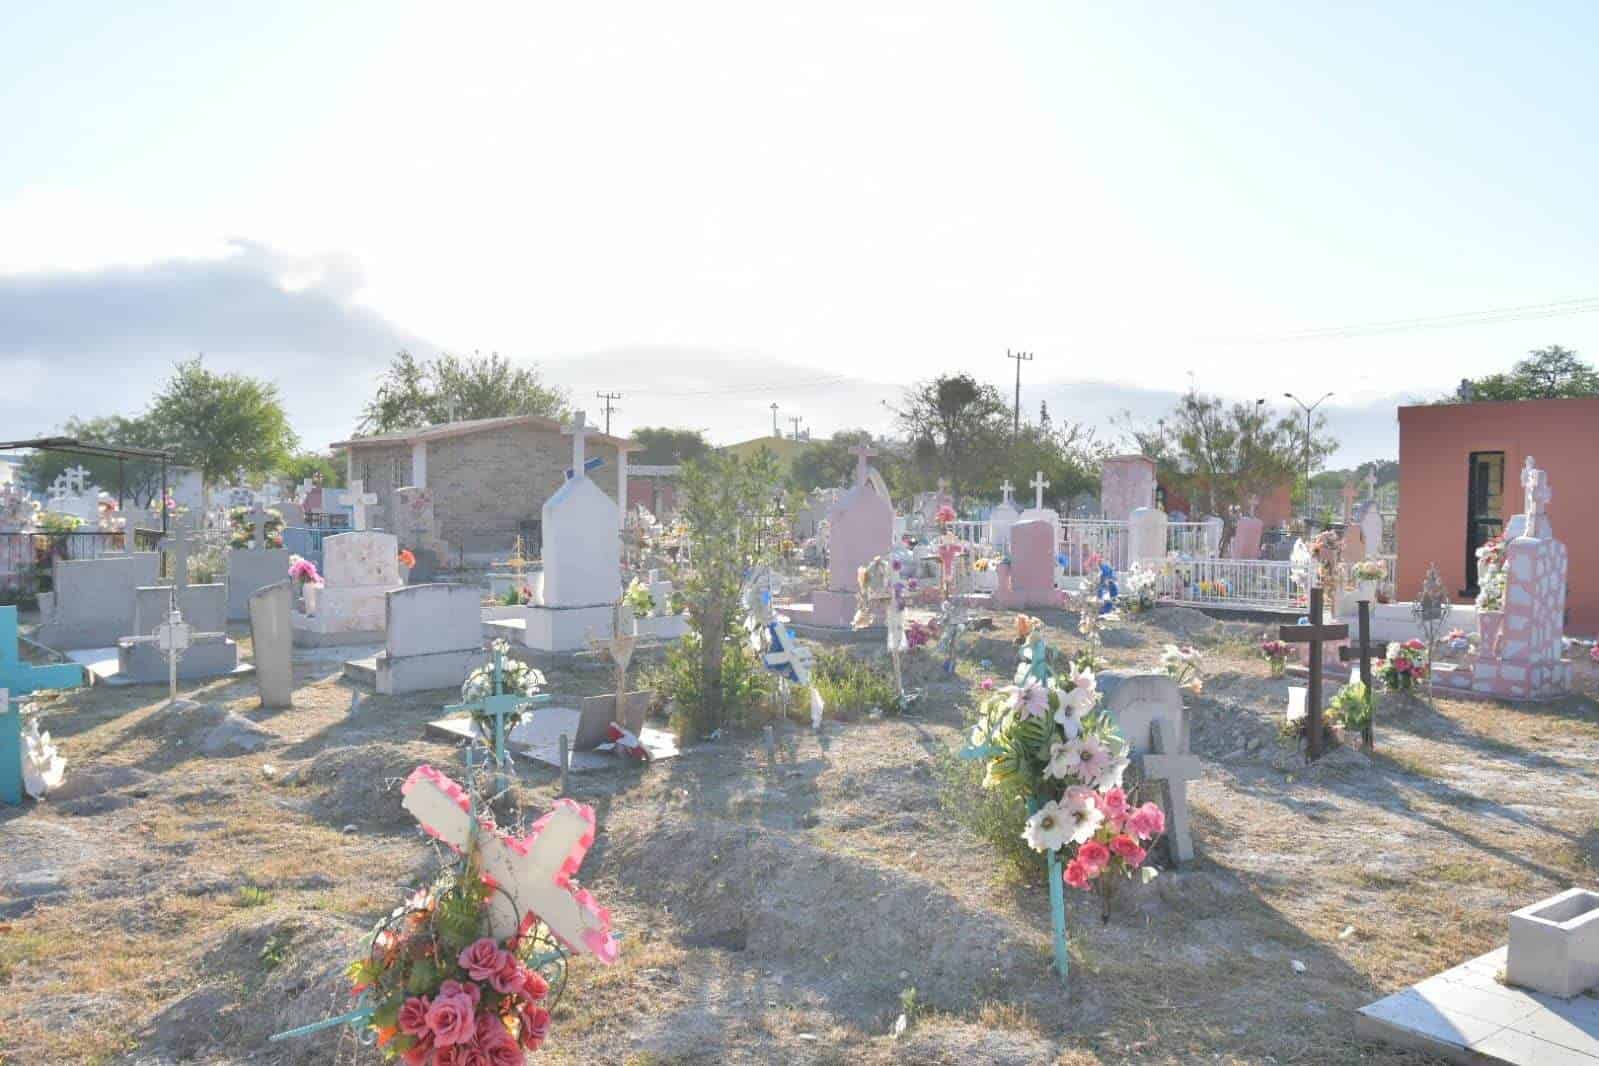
[4,3,1597,465]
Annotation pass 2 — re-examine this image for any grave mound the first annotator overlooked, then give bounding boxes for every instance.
[282,740,442,829]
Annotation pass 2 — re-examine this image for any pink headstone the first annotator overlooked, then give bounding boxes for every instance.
[1231,516,1264,560]
[995,519,1058,609]
[810,443,895,626]
[1100,456,1157,522]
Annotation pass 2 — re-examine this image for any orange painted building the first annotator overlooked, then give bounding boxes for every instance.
[1397,397,1599,635]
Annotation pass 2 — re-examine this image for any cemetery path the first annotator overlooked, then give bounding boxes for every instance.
[0,607,1595,1064]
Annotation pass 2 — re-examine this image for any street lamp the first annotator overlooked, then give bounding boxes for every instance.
[1283,391,1333,528]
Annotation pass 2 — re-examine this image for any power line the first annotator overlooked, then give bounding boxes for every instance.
[1224,295,1599,344]
[595,391,622,434]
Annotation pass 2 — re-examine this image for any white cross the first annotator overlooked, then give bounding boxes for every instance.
[248,503,270,550]
[1000,480,1015,505]
[120,589,220,705]
[565,410,591,479]
[337,480,377,530]
[1030,471,1049,510]
[848,443,875,488]
[400,766,619,959]
[1139,719,1201,864]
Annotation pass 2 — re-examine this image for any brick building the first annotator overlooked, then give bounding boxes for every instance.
[330,415,637,560]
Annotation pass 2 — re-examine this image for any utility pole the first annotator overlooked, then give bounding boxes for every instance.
[1007,349,1034,437]
[1283,391,1333,528]
[770,402,780,437]
[595,391,622,435]
[788,416,803,441]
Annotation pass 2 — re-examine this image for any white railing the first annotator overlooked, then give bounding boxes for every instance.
[1167,522,1214,558]
[1059,520,1129,577]
[951,520,990,545]
[1157,557,1310,611]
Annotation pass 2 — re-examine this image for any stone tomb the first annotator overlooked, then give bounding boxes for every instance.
[1100,455,1157,523]
[372,584,485,695]
[292,530,403,646]
[1230,515,1264,560]
[117,583,239,682]
[35,553,161,650]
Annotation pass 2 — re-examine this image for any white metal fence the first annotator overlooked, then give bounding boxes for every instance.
[1157,557,1310,611]
[1059,520,1129,577]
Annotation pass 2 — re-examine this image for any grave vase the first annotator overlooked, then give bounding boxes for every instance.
[1478,609,1504,659]
[1268,657,1285,679]
[1356,579,1377,602]
[300,582,320,616]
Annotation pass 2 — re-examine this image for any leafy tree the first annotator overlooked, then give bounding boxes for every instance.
[1454,345,1599,401]
[788,429,876,493]
[673,449,782,736]
[148,357,298,506]
[19,415,170,507]
[278,451,345,491]
[894,374,1010,498]
[1119,389,1333,520]
[987,420,1102,509]
[359,350,567,434]
[631,427,711,466]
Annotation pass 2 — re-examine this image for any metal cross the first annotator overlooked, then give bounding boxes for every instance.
[444,644,547,796]
[121,588,221,705]
[1278,587,1349,760]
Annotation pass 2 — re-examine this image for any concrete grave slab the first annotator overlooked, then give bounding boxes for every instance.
[36,553,160,650]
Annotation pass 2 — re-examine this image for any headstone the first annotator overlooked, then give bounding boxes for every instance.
[249,581,293,709]
[809,443,895,627]
[1097,671,1187,754]
[1128,506,1168,565]
[1341,520,1367,568]
[276,499,305,528]
[519,412,622,652]
[1018,470,1060,538]
[1231,515,1264,560]
[1358,504,1383,560]
[374,584,485,695]
[1201,515,1225,558]
[994,519,1058,609]
[35,553,161,650]
[1099,456,1157,522]
[291,529,402,646]
[225,531,291,624]
[393,486,451,564]
[118,589,227,701]
[1142,719,1200,865]
[336,480,378,531]
[989,480,1021,550]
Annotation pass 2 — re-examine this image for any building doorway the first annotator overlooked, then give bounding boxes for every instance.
[1464,451,1505,593]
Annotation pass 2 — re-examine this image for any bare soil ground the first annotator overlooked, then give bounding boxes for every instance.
[3,606,1598,1065]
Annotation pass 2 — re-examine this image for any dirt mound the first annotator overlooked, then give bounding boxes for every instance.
[1145,605,1220,641]
[142,913,368,1064]
[605,817,1064,1026]
[281,740,441,830]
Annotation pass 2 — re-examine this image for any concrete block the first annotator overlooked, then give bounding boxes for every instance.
[1508,888,1599,998]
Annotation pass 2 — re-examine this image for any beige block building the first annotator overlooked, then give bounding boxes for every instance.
[330,415,637,561]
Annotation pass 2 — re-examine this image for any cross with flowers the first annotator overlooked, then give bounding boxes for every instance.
[446,644,548,795]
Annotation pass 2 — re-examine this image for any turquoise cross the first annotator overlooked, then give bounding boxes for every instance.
[445,644,548,794]
[1016,631,1054,687]
[0,606,85,696]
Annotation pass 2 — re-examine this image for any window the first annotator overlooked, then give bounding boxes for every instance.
[1464,451,1504,593]
[392,456,403,487]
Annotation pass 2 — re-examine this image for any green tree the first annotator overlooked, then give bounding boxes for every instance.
[787,429,875,493]
[148,357,298,506]
[1120,389,1333,520]
[20,414,169,507]
[674,448,782,736]
[989,419,1102,509]
[631,427,711,465]
[277,451,346,491]
[894,374,1010,498]
[359,350,568,434]
[1454,345,1599,401]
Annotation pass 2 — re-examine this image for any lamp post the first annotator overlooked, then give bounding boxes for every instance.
[1283,391,1332,528]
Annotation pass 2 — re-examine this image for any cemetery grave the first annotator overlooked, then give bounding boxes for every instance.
[0,591,1597,1064]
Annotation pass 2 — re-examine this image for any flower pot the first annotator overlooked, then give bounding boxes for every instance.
[1269,659,1285,679]
[1478,609,1504,658]
[1356,579,1377,602]
[301,582,320,616]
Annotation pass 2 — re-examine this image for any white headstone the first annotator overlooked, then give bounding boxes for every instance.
[541,411,621,608]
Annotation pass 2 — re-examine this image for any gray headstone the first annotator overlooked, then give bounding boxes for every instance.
[37,553,161,650]
[249,581,293,709]
[1097,670,1187,754]
[276,500,305,528]
[226,547,291,622]
[385,584,482,659]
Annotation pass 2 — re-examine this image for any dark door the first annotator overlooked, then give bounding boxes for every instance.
[1464,451,1504,592]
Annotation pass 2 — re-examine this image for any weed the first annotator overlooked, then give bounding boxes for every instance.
[259,929,292,969]
[235,884,272,908]
[934,744,1041,883]
[799,646,900,719]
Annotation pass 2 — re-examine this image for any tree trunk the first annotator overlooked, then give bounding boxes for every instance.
[701,603,726,728]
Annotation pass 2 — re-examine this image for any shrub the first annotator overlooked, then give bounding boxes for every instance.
[652,631,778,737]
[935,743,1041,882]
[798,646,900,718]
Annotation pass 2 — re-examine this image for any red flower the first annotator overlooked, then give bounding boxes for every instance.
[519,967,550,1002]
[1110,833,1146,867]
[460,938,505,982]
[425,992,476,1046]
[398,995,432,1037]
[1077,840,1111,875]
[438,979,482,1009]
[518,1003,552,1050]
[1063,858,1091,889]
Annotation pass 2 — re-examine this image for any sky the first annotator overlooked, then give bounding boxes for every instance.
[3,2,1598,466]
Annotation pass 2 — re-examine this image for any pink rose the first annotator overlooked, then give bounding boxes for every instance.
[398,995,432,1037]
[1097,787,1130,821]
[425,992,477,1047]
[489,954,524,995]
[518,1003,552,1050]
[1063,858,1090,889]
[439,979,482,1009]
[979,677,996,692]
[460,937,504,981]
[1077,840,1110,875]
[1128,802,1165,840]
[1110,833,1146,867]
[519,968,550,1002]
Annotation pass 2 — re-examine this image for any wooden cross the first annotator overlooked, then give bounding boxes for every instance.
[1030,470,1049,510]
[589,604,639,730]
[337,480,377,531]
[847,442,875,487]
[1278,587,1348,759]
[0,606,84,696]
[444,644,546,794]
[1141,719,1200,864]
[400,765,619,956]
[505,534,530,578]
[248,503,270,550]
[1337,599,1378,751]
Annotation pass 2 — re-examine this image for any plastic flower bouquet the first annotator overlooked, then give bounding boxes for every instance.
[935,503,957,527]
[1476,568,1507,612]
[228,505,284,549]
[1161,643,1203,693]
[1380,639,1428,694]
[904,618,940,651]
[287,554,323,588]
[462,641,546,705]
[1120,564,1159,613]
[1350,558,1386,582]
[967,665,1163,919]
[1259,637,1289,677]
[622,578,655,617]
